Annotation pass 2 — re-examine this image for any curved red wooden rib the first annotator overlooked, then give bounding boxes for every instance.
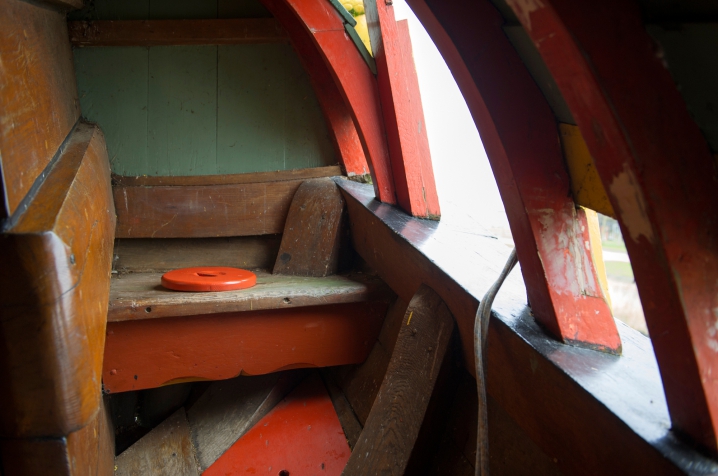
[405,0,621,353]
[261,0,396,204]
[504,0,718,453]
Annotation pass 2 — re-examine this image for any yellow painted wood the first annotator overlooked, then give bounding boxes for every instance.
[585,207,612,309]
[559,123,615,218]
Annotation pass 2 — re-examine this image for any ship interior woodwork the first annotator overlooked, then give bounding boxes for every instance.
[1,0,718,474]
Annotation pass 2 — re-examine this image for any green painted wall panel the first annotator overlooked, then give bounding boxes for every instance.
[147,46,218,175]
[72,0,336,176]
[74,47,148,175]
[216,44,335,174]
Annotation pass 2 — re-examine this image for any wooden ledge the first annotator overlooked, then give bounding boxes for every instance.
[335,179,717,475]
[109,271,393,322]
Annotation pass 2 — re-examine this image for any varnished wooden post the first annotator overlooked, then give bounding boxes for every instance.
[343,284,454,475]
[504,0,718,454]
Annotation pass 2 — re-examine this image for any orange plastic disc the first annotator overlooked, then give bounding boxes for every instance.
[161,267,257,292]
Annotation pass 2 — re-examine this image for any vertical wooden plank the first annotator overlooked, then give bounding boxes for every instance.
[218,44,284,173]
[217,44,334,174]
[74,47,149,176]
[273,179,345,277]
[281,46,338,171]
[343,284,454,475]
[0,0,80,217]
[365,0,441,218]
[147,46,217,175]
[504,0,718,454]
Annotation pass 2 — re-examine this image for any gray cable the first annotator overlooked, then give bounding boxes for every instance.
[474,248,518,476]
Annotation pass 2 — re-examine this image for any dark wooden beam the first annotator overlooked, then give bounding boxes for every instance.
[103,302,389,393]
[68,18,288,47]
[344,284,454,475]
[113,236,282,274]
[113,179,302,238]
[273,178,346,277]
[503,0,718,455]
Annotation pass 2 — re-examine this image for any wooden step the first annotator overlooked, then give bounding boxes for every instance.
[108,271,391,321]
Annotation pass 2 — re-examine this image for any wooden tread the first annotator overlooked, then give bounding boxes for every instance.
[108,271,392,322]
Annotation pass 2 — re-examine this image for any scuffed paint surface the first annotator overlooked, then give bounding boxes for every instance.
[608,165,654,244]
[505,0,545,31]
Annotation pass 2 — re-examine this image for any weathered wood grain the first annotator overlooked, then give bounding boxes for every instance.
[332,297,408,425]
[69,18,288,46]
[103,301,389,393]
[365,1,440,218]
[187,371,305,470]
[0,0,80,217]
[320,370,363,449]
[339,179,712,475]
[114,179,303,238]
[503,0,718,455]
[108,271,393,321]
[273,179,346,277]
[115,408,199,476]
[112,165,342,187]
[0,123,115,437]
[113,236,282,273]
[0,396,115,476]
[343,284,454,475]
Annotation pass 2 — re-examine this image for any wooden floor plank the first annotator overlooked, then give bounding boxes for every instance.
[115,408,199,476]
[343,284,454,475]
[108,271,392,321]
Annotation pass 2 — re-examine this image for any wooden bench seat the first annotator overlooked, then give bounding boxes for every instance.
[103,271,394,393]
[108,271,392,321]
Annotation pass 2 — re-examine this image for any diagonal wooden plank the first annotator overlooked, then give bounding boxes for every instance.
[187,371,305,471]
[343,284,454,475]
[115,408,199,476]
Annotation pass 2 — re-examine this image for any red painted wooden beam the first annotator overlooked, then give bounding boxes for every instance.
[204,374,350,476]
[102,302,387,393]
[261,0,397,204]
[365,1,440,218]
[405,0,621,353]
[504,0,718,453]
[259,3,368,177]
